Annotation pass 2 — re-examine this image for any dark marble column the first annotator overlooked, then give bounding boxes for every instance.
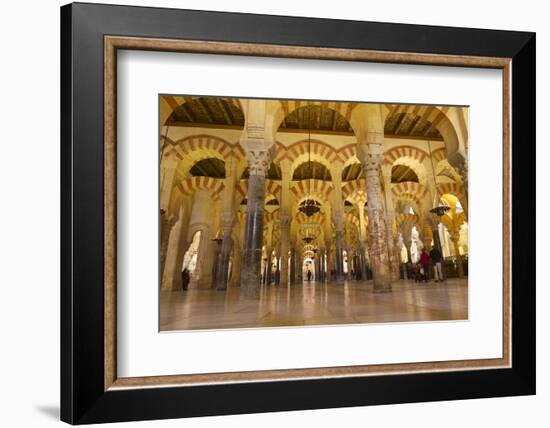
[240,172,267,298]
[266,253,273,285]
[159,212,176,281]
[279,218,291,287]
[211,237,223,289]
[290,246,296,285]
[215,221,233,290]
[334,230,345,285]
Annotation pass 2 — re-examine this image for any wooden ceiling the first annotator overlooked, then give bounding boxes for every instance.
[384,112,442,140]
[342,163,364,182]
[189,158,226,178]
[279,105,353,134]
[164,96,444,140]
[391,165,419,183]
[166,97,244,127]
[292,161,332,181]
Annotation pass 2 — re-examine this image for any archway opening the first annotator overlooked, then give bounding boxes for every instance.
[189,157,226,178]
[293,161,332,181]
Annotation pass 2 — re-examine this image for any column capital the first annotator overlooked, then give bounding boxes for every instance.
[357,141,384,173]
[245,149,271,176]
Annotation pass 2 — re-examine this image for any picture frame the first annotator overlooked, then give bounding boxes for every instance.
[61,2,535,424]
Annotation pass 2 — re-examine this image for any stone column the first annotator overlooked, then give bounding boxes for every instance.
[160,151,179,212]
[324,240,332,282]
[357,198,369,281]
[357,132,392,293]
[289,244,297,285]
[331,160,345,285]
[278,159,292,287]
[215,156,238,290]
[240,150,270,298]
[211,237,223,289]
[401,222,413,264]
[320,247,326,282]
[160,213,177,281]
[334,229,345,284]
[161,206,184,291]
[279,217,291,287]
[231,241,242,288]
[265,248,273,285]
[381,163,400,281]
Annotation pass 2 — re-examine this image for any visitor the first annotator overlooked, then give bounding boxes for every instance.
[430,246,444,282]
[307,270,312,282]
[419,248,430,282]
[181,268,190,291]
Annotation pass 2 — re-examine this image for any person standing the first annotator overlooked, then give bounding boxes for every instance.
[429,246,444,282]
[419,248,431,282]
[307,270,312,282]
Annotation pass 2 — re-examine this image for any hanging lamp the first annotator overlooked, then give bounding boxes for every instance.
[299,105,321,218]
[427,139,451,217]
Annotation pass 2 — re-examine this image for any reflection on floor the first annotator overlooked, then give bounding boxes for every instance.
[159,279,468,331]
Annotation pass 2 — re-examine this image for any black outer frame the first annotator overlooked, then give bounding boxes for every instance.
[60,2,535,424]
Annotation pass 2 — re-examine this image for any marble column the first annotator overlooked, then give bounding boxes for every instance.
[401,223,413,264]
[381,163,400,281]
[279,159,292,287]
[161,207,184,291]
[211,237,223,289]
[266,250,273,285]
[358,138,392,293]
[334,229,345,284]
[279,217,291,287]
[160,212,177,282]
[289,245,296,285]
[240,150,270,298]
[357,199,369,281]
[320,248,326,282]
[214,156,238,290]
[331,161,345,285]
[231,242,242,288]
[160,151,179,212]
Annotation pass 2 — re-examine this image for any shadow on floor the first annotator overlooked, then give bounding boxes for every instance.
[35,405,59,420]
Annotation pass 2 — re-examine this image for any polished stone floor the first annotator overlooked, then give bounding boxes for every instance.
[160,278,468,331]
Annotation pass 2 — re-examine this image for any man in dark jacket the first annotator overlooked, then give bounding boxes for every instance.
[429,246,444,282]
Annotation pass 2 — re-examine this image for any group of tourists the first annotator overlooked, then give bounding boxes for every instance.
[414,246,445,283]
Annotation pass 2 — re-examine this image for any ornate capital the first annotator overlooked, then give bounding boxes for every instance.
[357,142,384,173]
[245,149,271,176]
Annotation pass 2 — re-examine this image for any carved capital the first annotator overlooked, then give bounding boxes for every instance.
[357,142,384,173]
[245,149,271,176]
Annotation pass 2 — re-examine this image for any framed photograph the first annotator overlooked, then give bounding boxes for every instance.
[61,2,535,424]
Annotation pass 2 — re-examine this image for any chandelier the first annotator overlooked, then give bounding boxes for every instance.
[427,139,450,217]
[298,105,320,218]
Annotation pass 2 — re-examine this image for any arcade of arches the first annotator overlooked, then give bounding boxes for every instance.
[159,96,469,330]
